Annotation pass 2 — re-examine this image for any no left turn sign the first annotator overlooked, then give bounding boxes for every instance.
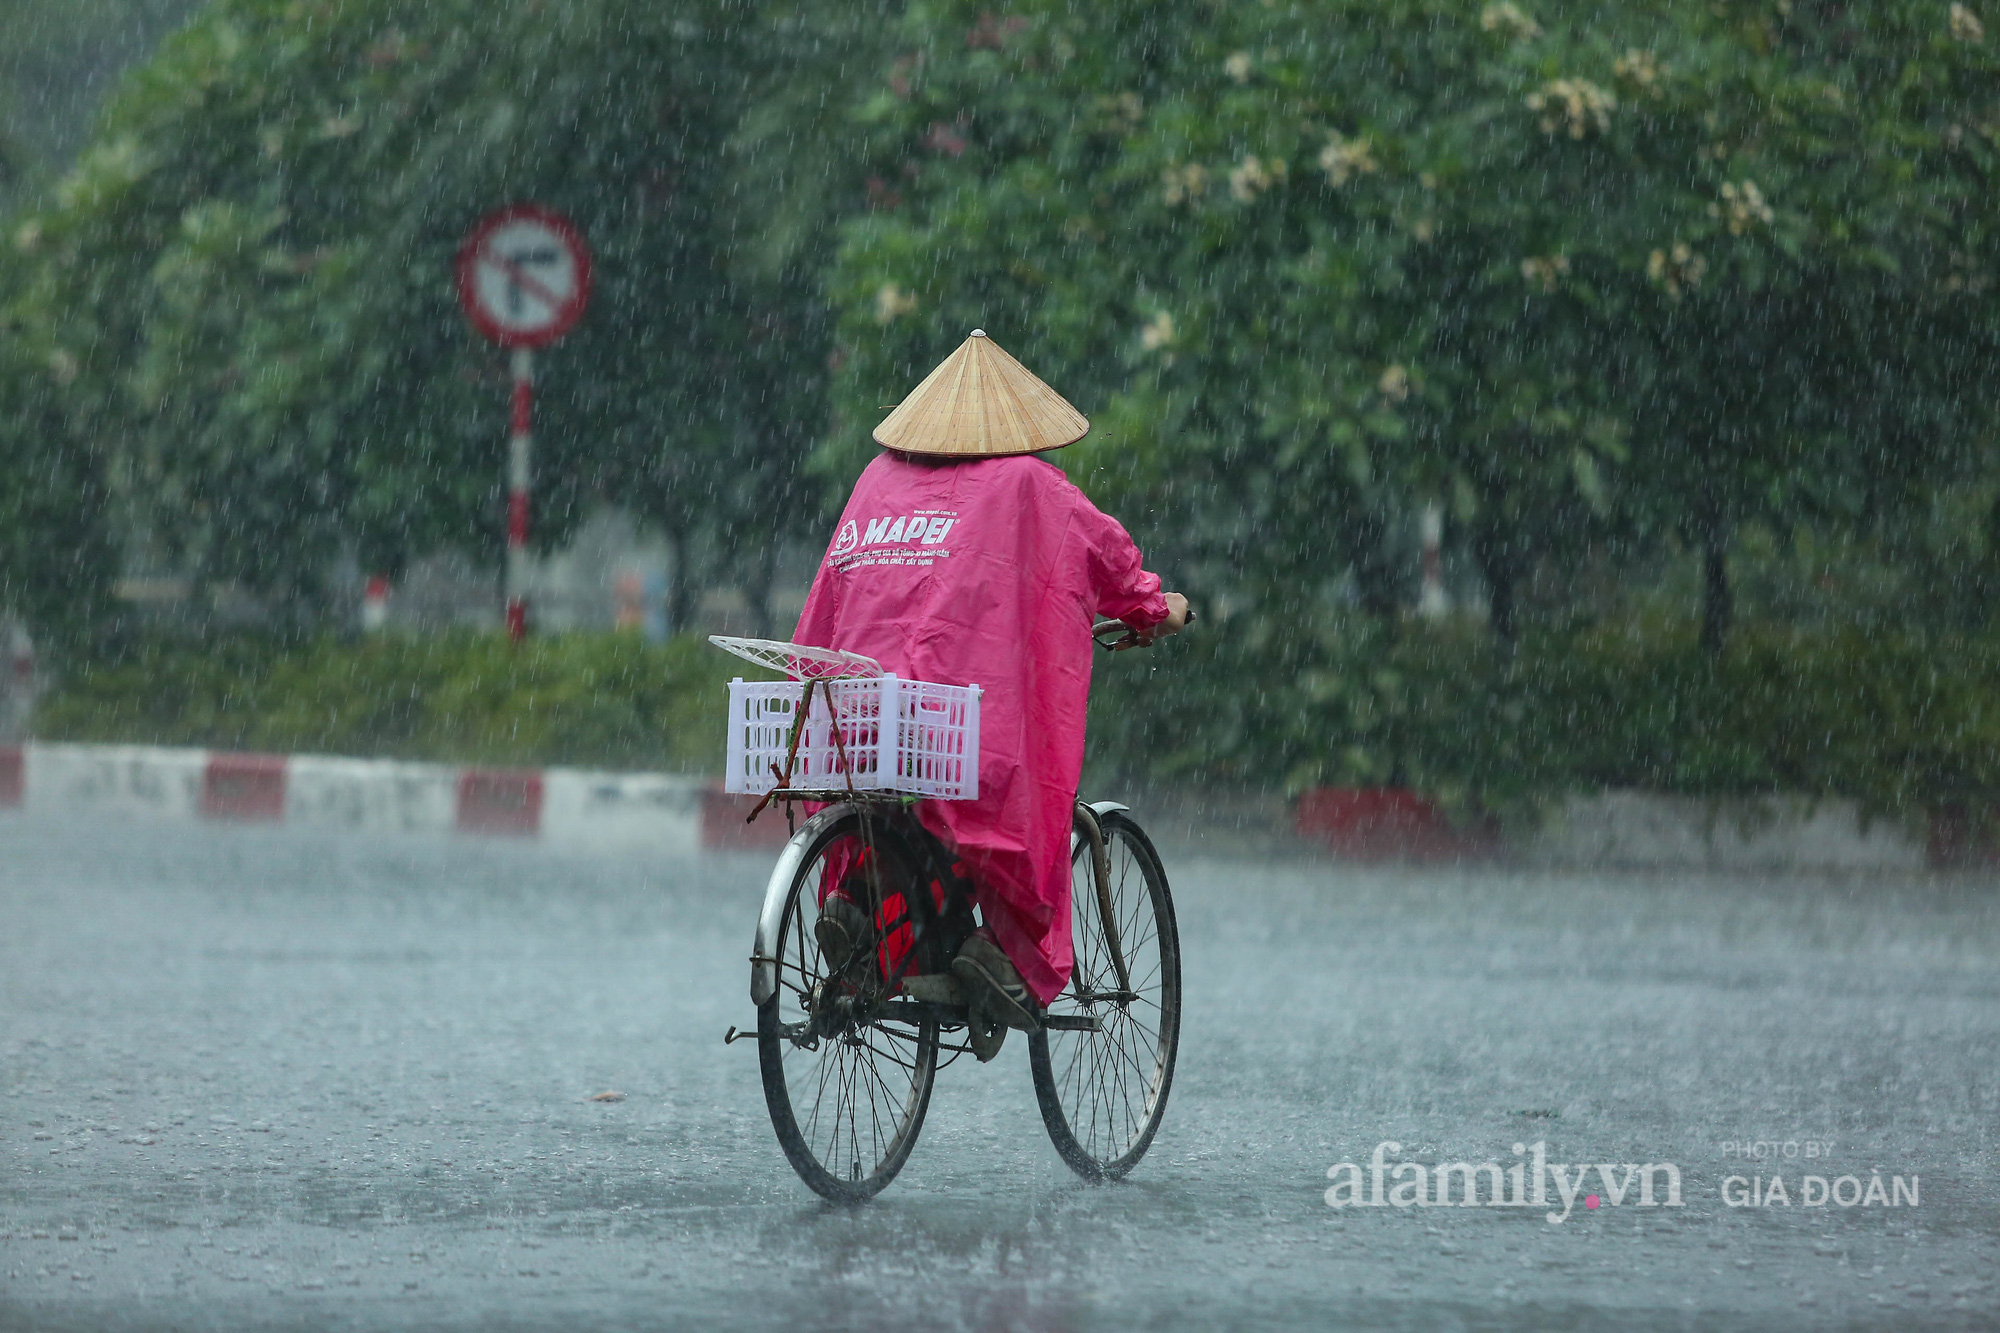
[456,204,591,348]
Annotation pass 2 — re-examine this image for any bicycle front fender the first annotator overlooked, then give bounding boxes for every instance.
[750,803,859,1007]
[1069,800,1132,859]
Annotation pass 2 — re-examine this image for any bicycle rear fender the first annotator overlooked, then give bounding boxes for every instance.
[751,804,858,1006]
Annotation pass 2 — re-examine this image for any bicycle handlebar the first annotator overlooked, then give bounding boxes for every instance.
[1092,605,1196,652]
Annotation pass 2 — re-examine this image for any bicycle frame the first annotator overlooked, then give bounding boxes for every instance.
[732,624,1186,1195]
[748,798,1132,1011]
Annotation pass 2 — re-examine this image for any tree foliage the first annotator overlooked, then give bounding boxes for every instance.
[6,0,2000,807]
[0,0,204,206]
[1,0,886,635]
[0,248,118,649]
[821,0,2000,655]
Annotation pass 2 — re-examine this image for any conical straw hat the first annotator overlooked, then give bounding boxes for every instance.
[873,330,1089,457]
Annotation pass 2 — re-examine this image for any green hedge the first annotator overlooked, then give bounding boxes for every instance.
[1085,615,2000,819]
[32,620,2000,819]
[32,631,727,773]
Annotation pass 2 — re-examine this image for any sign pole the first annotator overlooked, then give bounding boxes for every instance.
[506,348,535,642]
[457,204,589,643]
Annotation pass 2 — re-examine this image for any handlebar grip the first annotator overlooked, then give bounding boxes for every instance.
[1093,604,1195,649]
[1092,607,1196,632]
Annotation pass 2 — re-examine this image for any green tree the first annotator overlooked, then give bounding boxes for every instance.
[1604,1,2000,654]
[3,0,889,639]
[817,0,1650,652]
[820,0,2000,665]
[0,0,204,209]
[0,248,117,649]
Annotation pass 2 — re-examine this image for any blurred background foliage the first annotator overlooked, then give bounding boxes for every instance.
[34,630,724,768]
[830,0,1999,648]
[5,0,2000,813]
[2,0,878,631]
[0,0,203,208]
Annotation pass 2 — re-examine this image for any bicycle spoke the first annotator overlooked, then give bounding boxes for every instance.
[1114,1006,1162,1047]
[1108,1044,1136,1144]
[1121,915,1160,961]
[859,1048,886,1166]
[1093,1038,1116,1155]
[859,1050,906,1155]
[1036,818,1179,1174]
[764,820,940,1199]
[1126,952,1163,995]
[1058,1026,1089,1096]
[838,1049,858,1173]
[1106,1019,1158,1089]
[804,1053,833,1145]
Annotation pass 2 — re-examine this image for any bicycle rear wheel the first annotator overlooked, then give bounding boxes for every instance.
[1029,808,1182,1181]
[758,810,942,1202]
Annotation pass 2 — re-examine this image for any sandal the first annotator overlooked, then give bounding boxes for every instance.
[950,932,1040,1033]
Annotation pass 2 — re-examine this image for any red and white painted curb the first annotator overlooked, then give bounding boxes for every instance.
[1,742,1977,870]
[0,742,718,854]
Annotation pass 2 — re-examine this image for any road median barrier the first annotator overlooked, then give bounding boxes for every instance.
[2,741,707,854]
[1,742,1980,871]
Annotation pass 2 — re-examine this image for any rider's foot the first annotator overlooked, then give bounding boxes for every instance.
[814,893,871,973]
[951,931,1040,1032]
[964,1006,1007,1062]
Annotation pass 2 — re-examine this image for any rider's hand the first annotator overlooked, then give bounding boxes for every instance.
[1133,593,1189,644]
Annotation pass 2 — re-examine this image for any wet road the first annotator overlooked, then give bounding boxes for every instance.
[3,813,1998,1330]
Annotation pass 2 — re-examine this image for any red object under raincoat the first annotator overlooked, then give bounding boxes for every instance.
[793,450,1169,1004]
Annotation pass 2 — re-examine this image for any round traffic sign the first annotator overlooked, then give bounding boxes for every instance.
[456,205,591,348]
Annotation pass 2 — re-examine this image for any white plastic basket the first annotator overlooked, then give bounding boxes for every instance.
[722,674,981,800]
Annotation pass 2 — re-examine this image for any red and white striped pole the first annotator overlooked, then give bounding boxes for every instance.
[506,347,534,642]
[361,575,390,631]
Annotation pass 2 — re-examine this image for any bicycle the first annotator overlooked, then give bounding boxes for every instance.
[714,622,1184,1202]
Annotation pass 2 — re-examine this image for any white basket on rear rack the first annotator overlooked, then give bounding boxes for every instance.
[722,674,981,800]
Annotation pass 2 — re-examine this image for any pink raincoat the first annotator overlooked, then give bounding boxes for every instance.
[793,451,1168,1004]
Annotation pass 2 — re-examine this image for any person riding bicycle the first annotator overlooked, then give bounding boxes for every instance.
[793,329,1189,1060]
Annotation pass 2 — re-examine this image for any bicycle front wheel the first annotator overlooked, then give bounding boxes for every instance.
[758,810,941,1202]
[1029,808,1182,1181]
